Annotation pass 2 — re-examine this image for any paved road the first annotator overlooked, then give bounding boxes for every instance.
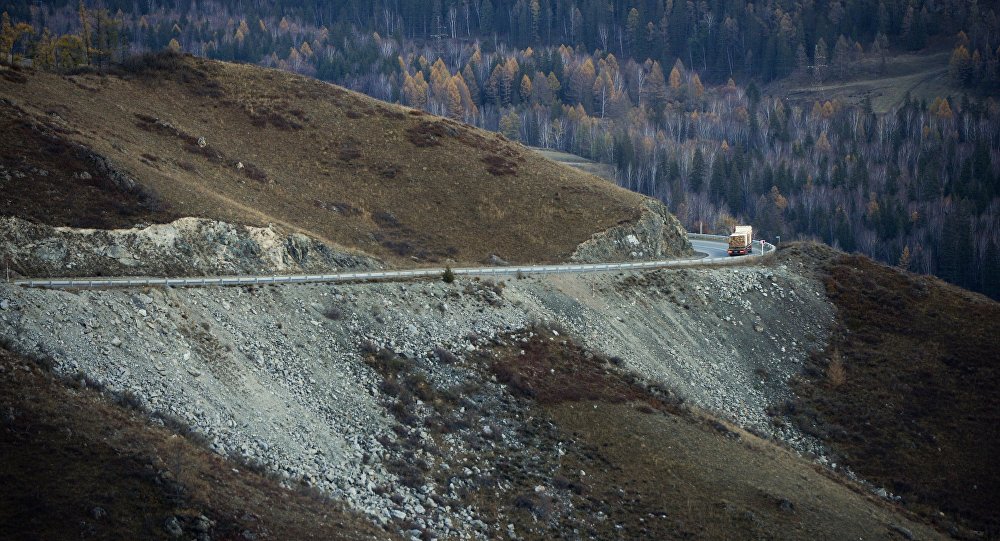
[12,236,773,289]
[690,239,731,258]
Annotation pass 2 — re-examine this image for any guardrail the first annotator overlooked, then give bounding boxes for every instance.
[10,238,775,290]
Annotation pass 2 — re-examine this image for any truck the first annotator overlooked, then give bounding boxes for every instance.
[727,225,753,256]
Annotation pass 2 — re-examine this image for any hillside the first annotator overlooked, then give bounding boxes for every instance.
[2,216,981,539]
[0,241,949,539]
[784,244,1000,536]
[0,53,688,267]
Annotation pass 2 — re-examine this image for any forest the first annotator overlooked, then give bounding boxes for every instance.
[2,0,999,298]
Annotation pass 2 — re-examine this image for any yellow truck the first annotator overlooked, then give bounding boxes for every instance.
[727,225,753,256]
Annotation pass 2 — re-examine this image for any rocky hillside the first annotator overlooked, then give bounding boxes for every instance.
[0,216,379,278]
[0,55,689,266]
[0,221,962,539]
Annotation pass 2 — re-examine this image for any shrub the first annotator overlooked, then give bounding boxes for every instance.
[442,266,455,283]
[432,346,458,364]
[827,351,846,388]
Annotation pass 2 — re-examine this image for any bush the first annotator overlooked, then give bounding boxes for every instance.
[442,266,455,283]
[118,51,185,75]
[432,346,458,364]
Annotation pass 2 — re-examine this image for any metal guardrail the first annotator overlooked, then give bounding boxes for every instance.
[11,238,775,290]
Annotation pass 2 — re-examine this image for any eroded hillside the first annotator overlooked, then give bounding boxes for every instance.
[0,55,688,266]
[0,224,958,540]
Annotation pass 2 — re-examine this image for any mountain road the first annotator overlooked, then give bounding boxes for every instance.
[12,236,772,289]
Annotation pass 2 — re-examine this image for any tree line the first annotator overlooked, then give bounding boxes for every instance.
[7,0,994,83]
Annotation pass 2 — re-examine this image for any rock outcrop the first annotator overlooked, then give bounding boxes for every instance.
[0,217,379,278]
[571,199,692,262]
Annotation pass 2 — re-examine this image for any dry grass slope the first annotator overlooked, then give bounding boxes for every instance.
[0,53,648,265]
[478,330,945,540]
[786,247,1000,537]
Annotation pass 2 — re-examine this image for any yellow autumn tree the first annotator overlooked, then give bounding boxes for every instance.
[445,77,463,119]
[288,46,302,68]
[771,185,788,210]
[816,130,832,152]
[499,109,521,140]
[866,192,880,219]
[821,100,835,119]
[569,58,596,106]
[690,73,704,98]
[453,73,478,116]
[485,63,505,105]
[0,12,34,65]
[503,57,520,104]
[33,27,56,68]
[898,246,912,270]
[810,100,824,119]
[949,44,972,83]
[429,58,452,104]
[931,97,954,120]
[167,38,182,53]
[547,71,561,99]
[669,63,683,90]
[403,71,429,109]
[520,74,532,103]
[461,64,480,105]
[592,70,615,117]
[54,33,86,69]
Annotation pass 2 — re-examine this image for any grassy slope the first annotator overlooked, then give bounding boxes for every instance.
[0,55,647,265]
[0,98,179,229]
[784,244,1000,536]
[0,347,396,541]
[476,331,943,540]
[769,48,956,114]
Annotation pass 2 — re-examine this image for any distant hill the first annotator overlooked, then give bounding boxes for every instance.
[0,53,666,266]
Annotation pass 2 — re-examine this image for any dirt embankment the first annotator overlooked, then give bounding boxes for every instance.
[1,216,379,278]
[0,223,961,539]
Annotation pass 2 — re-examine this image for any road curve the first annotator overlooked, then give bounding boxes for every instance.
[690,239,731,258]
[11,236,773,290]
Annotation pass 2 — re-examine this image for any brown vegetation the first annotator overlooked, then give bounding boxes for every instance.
[788,251,1000,536]
[489,325,679,409]
[0,53,646,265]
[0,101,177,229]
[477,328,944,540]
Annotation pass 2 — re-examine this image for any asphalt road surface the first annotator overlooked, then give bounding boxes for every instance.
[12,236,771,289]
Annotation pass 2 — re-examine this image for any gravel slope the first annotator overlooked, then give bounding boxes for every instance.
[0,224,836,538]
